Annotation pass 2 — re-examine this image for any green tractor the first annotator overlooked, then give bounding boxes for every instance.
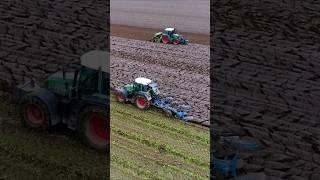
[116,77,158,110]
[152,27,188,45]
[15,50,109,151]
[116,77,193,121]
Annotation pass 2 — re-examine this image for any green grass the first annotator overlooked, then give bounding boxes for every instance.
[110,94,210,180]
[0,95,108,180]
[0,93,209,179]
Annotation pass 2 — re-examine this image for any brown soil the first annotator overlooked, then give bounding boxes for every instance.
[111,24,209,46]
[110,36,210,125]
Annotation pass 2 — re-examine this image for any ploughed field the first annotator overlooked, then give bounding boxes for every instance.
[110,36,210,126]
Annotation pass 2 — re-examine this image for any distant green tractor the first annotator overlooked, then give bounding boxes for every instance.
[15,50,109,151]
[152,27,188,45]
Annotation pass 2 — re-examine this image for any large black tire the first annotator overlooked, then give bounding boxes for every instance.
[134,95,151,110]
[78,106,109,152]
[21,95,50,129]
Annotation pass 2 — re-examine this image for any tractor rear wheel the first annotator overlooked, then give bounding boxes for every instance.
[173,38,180,45]
[116,92,126,103]
[21,95,50,129]
[161,36,170,44]
[135,95,150,110]
[79,106,109,152]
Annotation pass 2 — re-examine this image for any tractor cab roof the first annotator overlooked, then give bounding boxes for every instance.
[165,27,175,32]
[81,50,109,73]
[135,77,152,85]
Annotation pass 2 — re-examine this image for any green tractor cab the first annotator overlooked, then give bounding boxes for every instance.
[15,50,110,152]
[152,27,188,45]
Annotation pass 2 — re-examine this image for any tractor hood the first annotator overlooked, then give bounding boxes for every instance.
[81,50,109,73]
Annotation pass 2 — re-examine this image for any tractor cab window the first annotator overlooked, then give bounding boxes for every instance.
[148,83,158,96]
[79,67,99,96]
[133,83,141,92]
[142,85,148,92]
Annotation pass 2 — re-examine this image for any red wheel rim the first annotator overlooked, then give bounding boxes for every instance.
[88,114,109,143]
[117,94,125,102]
[173,39,179,45]
[136,97,146,109]
[162,36,169,44]
[25,104,44,125]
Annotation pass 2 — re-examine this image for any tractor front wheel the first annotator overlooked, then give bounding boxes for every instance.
[116,92,126,103]
[135,95,150,110]
[173,38,180,45]
[21,95,50,129]
[79,106,109,152]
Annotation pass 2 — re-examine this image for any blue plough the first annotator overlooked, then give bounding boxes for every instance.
[151,95,193,122]
[212,128,262,179]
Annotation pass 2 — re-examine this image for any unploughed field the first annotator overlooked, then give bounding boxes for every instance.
[110,94,210,180]
[0,92,108,179]
[0,92,209,179]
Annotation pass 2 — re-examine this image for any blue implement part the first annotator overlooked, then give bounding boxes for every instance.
[180,38,188,45]
[151,95,192,121]
[213,154,238,177]
[213,134,263,178]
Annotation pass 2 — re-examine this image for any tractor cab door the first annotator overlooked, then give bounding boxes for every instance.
[78,67,99,97]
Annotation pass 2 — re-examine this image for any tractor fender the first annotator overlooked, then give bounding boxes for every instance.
[136,91,152,101]
[172,34,180,39]
[22,88,60,126]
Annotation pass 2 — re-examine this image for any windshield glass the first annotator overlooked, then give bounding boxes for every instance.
[148,83,158,96]
[149,83,157,88]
